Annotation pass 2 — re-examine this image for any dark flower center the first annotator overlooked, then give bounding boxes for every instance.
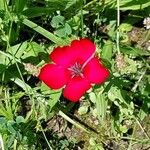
[68,62,83,78]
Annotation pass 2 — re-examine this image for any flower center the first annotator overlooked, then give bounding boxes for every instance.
[68,62,83,78]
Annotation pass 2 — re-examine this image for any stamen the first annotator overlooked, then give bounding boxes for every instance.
[68,52,95,78]
[68,62,83,78]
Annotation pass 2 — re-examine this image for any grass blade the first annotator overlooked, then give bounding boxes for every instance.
[22,18,68,46]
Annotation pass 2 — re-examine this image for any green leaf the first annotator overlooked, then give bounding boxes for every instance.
[119,23,133,32]
[23,0,77,18]
[101,40,113,62]
[0,117,7,125]
[78,106,88,115]
[15,0,27,13]
[119,0,150,10]
[11,78,32,92]
[22,42,44,59]
[23,7,55,18]
[51,15,65,28]
[65,0,83,10]
[16,116,25,124]
[119,125,128,133]
[41,83,61,110]
[120,45,150,56]
[0,64,6,74]
[108,86,124,102]
[22,18,67,45]
[96,93,108,121]
[7,122,16,134]
[48,91,61,110]
[0,0,5,10]
[121,55,137,74]
[55,23,72,37]
[7,134,16,148]
[7,41,28,59]
[89,92,97,103]
[64,23,72,35]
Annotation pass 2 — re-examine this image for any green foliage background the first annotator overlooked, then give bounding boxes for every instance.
[0,0,150,149]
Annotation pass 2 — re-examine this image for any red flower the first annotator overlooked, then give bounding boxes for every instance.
[39,39,109,102]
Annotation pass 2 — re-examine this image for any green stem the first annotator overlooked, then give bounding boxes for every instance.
[0,134,5,150]
[13,139,17,150]
[131,69,146,92]
[116,0,120,54]
[81,4,84,38]
[41,130,53,150]
[22,18,67,46]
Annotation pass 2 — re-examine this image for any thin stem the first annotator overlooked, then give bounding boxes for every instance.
[131,69,146,92]
[0,134,5,150]
[13,139,17,150]
[116,0,120,54]
[0,50,21,63]
[81,3,84,38]
[135,118,150,139]
[59,110,89,133]
[41,129,53,150]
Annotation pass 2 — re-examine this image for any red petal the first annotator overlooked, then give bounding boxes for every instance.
[83,57,109,84]
[63,77,91,102]
[50,46,73,67]
[71,39,96,61]
[50,39,96,67]
[39,64,71,89]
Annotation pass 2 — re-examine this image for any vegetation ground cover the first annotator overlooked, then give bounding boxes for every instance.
[0,0,150,149]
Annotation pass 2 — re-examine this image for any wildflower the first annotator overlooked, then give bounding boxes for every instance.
[143,17,150,29]
[39,39,109,102]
